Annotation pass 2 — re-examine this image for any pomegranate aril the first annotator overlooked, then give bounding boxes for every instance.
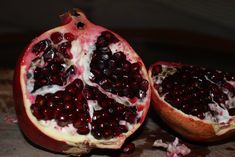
[103,129,113,138]
[57,113,69,127]
[53,103,64,118]
[43,48,55,62]
[91,131,102,139]
[42,107,54,120]
[63,94,73,102]
[31,105,44,120]
[50,32,63,44]
[49,75,63,85]
[32,39,51,54]
[83,87,94,100]
[64,102,74,111]
[47,98,55,108]
[35,95,45,105]
[53,91,63,101]
[73,79,84,91]
[122,61,131,72]
[77,125,90,135]
[101,31,119,44]
[96,36,108,47]
[130,63,141,73]
[113,51,126,61]
[124,112,137,124]
[122,143,135,154]
[50,63,64,73]
[107,59,116,68]
[153,64,162,75]
[73,118,87,129]
[53,52,64,63]
[140,79,149,91]
[119,125,128,133]
[58,41,71,53]
[64,32,75,41]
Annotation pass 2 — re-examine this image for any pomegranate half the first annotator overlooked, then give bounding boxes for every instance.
[149,61,235,142]
[14,9,151,155]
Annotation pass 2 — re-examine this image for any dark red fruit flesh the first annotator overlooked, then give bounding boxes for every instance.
[29,31,145,140]
[90,31,148,99]
[122,143,135,154]
[152,64,235,119]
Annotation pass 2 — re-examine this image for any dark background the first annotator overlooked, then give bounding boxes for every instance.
[1,0,235,71]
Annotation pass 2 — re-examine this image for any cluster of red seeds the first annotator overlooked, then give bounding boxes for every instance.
[90,31,149,99]
[31,32,75,91]
[30,31,140,138]
[154,65,235,119]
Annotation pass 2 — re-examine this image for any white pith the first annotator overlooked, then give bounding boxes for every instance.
[152,65,235,124]
[20,13,150,150]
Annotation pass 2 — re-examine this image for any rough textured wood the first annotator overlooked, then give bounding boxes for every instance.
[0,69,235,157]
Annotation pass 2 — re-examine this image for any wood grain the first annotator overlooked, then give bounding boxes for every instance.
[0,69,235,157]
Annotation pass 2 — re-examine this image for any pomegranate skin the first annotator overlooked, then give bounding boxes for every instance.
[149,61,235,142]
[13,8,151,155]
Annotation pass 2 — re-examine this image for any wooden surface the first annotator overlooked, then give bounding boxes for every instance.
[1,69,235,157]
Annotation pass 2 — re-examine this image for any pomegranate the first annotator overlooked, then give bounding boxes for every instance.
[149,61,235,142]
[14,9,150,155]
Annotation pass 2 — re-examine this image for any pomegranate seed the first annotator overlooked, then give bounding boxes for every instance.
[53,103,64,118]
[122,143,135,154]
[31,105,43,120]
[122,61,131,72]
[43,48,56,62]
[130,63,141,73]
[73,79,84,91]
[113,51,126,61]
[101,31,119,43]
[57,113,69,127]
[64,32,75,41]
[92,131,102,139]
[32,39,51,54]
[50,63,64,73]
[35,95,45,106]
[77,125,90,135]
[50,32,63,44]
[73,118,86,129]
[107,59,116,68]
[66,65,75,76]
[49,75,62,85]
[64,102,74,111]
[42,107,53,120]
[103,129,112,138]
[96,36,108,47]
[153,65,162,74]
[58,42,72,53]
[82,87,94,99]
[47,98,55,108]
[63,94,73,102]
[119,125,128,133]
[66,85,77,95]
[53,91,63,101]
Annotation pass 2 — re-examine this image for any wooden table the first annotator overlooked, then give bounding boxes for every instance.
[1,69,235,157]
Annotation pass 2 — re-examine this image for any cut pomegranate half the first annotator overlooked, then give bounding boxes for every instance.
[14,9,151,155]
[149,61,235,142]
